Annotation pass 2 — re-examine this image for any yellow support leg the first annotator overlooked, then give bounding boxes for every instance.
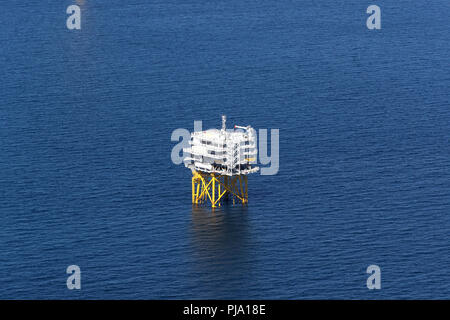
[217,177,222,207]
[195,182,200,204]
[212,174,216,208]
[191,171,250,208]
[192,178,195,204]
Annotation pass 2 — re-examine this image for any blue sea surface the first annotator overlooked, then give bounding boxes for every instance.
[0,1,449,299]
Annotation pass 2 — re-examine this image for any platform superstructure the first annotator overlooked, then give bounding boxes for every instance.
[183,116,258,207]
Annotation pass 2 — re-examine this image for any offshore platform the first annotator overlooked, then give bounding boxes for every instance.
[183,116,259,208]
